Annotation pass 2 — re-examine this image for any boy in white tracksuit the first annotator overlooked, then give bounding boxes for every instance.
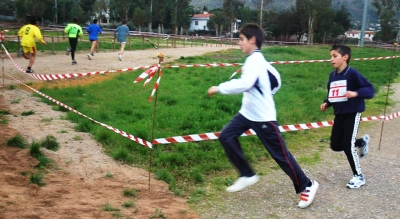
[208,23,319,208]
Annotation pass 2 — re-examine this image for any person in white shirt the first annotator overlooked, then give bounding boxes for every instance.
[207,23,318,209]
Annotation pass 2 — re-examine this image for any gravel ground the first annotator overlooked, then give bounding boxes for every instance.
[198,83,400,219]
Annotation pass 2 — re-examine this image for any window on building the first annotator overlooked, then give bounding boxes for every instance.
[195,21,198,25]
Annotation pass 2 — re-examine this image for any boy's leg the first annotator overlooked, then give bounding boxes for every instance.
[120,42,126,55]
[252,121,318,208]
[341,113,363,176]
[252,121,310,193]
[28,49,36,68]
[69,38,78,60]
[330,115,346,152]
[218,114,255,177]
[21,46,30,60]
[89,40,96,55]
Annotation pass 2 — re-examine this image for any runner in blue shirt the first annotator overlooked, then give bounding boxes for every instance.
[114,20,130,61]
[86,19,102,60]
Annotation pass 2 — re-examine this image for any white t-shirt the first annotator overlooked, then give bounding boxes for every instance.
[218,51,281,121]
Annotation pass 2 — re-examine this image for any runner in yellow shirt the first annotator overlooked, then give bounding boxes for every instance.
[18,16,46,73]
[65,17,83,65]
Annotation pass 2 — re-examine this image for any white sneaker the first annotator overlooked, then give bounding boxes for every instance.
[226,175,259,192]
[346,174,365,189]
[359,134,370,158]
[87,54,92,60]
[118,55,122,61]
[298,180,319,208]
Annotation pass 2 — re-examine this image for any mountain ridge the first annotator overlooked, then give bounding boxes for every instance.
[190,0,378,23]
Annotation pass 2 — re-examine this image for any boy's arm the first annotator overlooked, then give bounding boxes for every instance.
[323,80,333,107]
[64,25,69,34]
[78,26,83,36]
[18,27,24,37]
[355,74,375,99]
[34,27,46,44]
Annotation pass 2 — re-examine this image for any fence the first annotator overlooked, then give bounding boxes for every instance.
[1,26,239,57]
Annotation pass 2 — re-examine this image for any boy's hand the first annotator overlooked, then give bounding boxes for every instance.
[42,41,47,45]
[344,91,358,98]
[208,86,218,97]
[320,103,328,112]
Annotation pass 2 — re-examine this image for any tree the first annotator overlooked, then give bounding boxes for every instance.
[237,6,258,27]
[93,0,109,24]
[296,0,330,44]
[223,0,244,38]
[14,0,52,25]
[175,0,192,34]
[251,0,273,27]
[109,0,133,22]
[0,0,15,16]
[333,4,351,32]
[372,0,400,43]
[132,7,150,32]
[208,10,225,36]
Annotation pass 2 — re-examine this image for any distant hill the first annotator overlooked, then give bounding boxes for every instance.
[190,0,379,23]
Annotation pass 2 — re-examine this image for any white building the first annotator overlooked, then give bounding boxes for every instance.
[345,30,375,41]
[189,11,212,31]
[189,11,241,34]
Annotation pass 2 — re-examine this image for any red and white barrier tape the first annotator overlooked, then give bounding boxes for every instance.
[152,113,398,144]
[134,65,162,101]
[2,71,153,148]
[0,30,9,42]
[3,43,400,81]
[1,44,154,79]
[2,44,400,147]
[149,68,162,102]
[134,65,159,84]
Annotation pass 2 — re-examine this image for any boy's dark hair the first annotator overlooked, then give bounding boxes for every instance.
[29,16,37,25]
[239,23,264,49]
[93,19,97,24]
[331,44,351,64]
[72,17,78,23]
[122,20,127,25]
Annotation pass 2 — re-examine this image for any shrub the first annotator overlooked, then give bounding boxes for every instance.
[29,141,42,158]
[6,134,28,149]
[29,172,45,186]
[40,135,59,151]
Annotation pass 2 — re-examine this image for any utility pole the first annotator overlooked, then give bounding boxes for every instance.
[359,0,369,47]
[149,0,153,31]
[260,0,264,27]
[54,0,58,24]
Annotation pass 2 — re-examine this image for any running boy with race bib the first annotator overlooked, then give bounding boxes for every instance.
[320,44,374,189]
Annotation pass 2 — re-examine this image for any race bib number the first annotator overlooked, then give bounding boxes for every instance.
[328,80,348,102]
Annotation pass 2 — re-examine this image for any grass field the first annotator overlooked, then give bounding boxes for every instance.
[15,44,400,203]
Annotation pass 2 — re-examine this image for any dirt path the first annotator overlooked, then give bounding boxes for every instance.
[0,46,238,219]
[198,83,400,219]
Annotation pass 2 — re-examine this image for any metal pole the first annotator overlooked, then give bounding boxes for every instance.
[359,0,369,47]
[260,0,264,27]
[1,31,4,86]
[378,43,397,150]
